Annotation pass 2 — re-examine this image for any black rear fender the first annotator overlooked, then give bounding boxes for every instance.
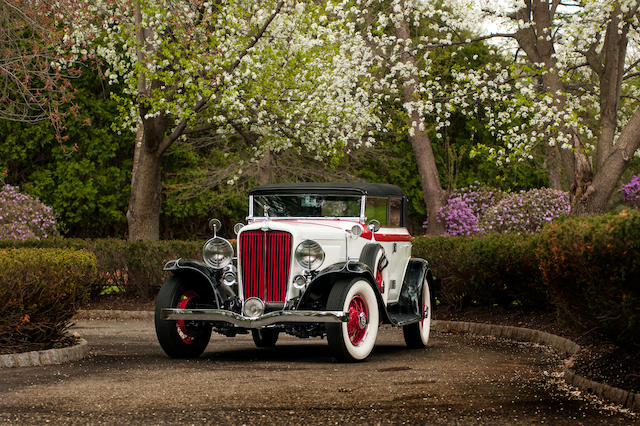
[396,258,438,316]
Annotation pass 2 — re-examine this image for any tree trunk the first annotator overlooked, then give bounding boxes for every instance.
[127,85,167,241]
[126,147,163,241]
[258,149,272,185]
[573,106,640,214]
[396,19,446,235]
[545,143,563,190]
[408,129,447,235]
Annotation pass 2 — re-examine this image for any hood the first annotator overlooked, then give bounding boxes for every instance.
[240,218,364,240]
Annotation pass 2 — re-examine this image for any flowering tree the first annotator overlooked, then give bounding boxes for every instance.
[0,0,78,129]
[437,0,640,215]
[343,1,464,234]
[344,0,522,234]
[349,0,639,230]
[63,1,379,240]
[0,184,57,240]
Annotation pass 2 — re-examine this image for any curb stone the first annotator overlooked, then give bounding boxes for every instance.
[433,320,639,412]
[0,338,89,369]
[74,309,154,321]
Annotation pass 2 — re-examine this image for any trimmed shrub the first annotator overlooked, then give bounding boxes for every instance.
[413,234,547,309]
[0,238,206,299]
[0,184,57,240]
[537,210,640,349]
[0,248,97,350]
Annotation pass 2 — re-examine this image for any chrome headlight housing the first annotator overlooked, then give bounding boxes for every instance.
[203,237,233,269]
[294,240,325,270]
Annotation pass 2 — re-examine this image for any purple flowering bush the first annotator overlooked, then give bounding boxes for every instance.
[481,188,570,234]
[621,174,640,208]
[438,196,481,236]
[436,183,569,235]
[437,183,505,236]
[0,184,58,240]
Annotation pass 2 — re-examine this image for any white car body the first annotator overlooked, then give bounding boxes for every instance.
[237,218,412,305]
[155,182,436,361]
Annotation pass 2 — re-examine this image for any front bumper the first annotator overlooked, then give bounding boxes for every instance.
[161,308,348,328]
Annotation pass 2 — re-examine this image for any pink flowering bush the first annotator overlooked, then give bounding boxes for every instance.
[0,185,57,240]
[436,183,569,235]
[621,174,640,208]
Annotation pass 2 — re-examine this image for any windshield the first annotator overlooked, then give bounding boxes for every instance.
[252,194,362,218]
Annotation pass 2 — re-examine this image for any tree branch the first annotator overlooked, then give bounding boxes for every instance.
[422,33,515,50]
[227,0,286,73]
[157,1,286,155]
[158,97,208,154]
[582,39,603,77]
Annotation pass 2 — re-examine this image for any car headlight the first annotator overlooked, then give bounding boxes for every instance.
[203,237,233,269]
[295,240,325,270]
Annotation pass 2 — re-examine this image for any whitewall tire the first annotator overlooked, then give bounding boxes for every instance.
[402,274,431,348]
[326,279,379,361]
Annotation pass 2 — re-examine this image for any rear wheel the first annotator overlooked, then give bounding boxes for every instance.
[326,279,379,362]
[252,329,279,347]
[402,274,431,348]
[154,276,212,358]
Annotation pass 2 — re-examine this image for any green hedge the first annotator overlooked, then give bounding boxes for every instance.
[413,233,547,309]
[0,239,207,298]
[537,210,640,349]
[0,248,97,349]
[414,210,640,349]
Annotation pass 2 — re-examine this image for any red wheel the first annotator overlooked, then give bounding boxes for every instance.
[326,279,379,361]
[155,277,212,358]
[176,291,197,344]
[347,295,369,345]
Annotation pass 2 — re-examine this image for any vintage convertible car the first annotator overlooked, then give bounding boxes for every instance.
[155,182,438,361]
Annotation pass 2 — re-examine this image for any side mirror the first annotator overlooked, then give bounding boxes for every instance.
[368,219,381,233]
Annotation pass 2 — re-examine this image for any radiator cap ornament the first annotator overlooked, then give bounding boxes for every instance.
[262,205,270,231]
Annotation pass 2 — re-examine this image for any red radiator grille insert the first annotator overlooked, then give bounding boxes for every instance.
[240,230,292,303]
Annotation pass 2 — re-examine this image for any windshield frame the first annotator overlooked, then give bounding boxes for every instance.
[248,194,367,222]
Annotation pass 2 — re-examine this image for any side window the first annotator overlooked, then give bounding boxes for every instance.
[365,197,388,226]
[389,197,402,227]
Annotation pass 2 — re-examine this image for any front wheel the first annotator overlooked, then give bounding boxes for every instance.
[402,274,432,348]
[326,279,379,362]
[154,276,212,358]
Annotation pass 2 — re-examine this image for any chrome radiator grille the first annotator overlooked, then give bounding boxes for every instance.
[239,230,292,303]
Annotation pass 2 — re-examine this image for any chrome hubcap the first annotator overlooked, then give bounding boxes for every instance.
[358,312,367,329]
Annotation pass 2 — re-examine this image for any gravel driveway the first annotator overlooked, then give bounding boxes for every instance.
[0,319,634,424]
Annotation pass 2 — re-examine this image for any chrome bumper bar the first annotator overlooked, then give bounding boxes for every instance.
[161,308,348,328]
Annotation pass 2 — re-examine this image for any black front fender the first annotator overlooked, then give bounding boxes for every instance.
[163,258,229,308]
[297,261,392,324]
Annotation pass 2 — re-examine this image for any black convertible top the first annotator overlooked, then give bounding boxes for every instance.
[249,182,406,198]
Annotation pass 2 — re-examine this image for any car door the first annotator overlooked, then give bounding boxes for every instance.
[365,196,412,304]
